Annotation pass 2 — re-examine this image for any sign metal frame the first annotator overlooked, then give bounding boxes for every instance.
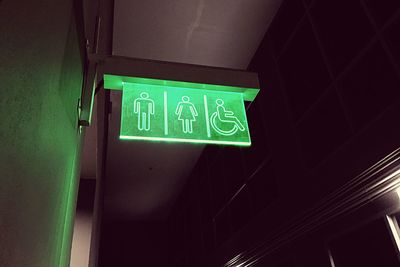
[104,74,260,146]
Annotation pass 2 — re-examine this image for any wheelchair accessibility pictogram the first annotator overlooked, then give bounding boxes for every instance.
[210,99,245,136]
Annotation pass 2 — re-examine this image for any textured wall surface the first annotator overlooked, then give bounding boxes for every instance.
[0,1,83,266]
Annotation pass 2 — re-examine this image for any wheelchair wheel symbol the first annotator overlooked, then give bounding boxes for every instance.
[210,99,245,136]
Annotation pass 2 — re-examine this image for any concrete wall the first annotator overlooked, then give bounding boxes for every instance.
[71,211,93,267]
[71,179,96,267]
[0,1,84,266]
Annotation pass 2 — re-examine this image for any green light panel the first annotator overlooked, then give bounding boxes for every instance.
[120,82,251,146]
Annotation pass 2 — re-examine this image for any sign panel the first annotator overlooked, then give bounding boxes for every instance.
[120,82,251,146]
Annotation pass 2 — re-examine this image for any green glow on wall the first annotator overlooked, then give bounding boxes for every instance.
[58,149,79,267]
[120,82,252,146]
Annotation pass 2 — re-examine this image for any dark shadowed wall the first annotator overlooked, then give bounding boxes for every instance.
[168,0,400,266]
[99,221,169,267]
[0,0,84,266]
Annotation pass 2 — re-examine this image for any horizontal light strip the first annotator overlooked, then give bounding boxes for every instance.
[119,135,251,146]
[386,215,400,253]
[225,148,400,267]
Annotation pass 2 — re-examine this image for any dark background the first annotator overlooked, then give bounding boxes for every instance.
[165,0,400,266]
[95,0,400,266]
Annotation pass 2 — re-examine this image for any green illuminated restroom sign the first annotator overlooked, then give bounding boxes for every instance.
[104,75,259,146]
